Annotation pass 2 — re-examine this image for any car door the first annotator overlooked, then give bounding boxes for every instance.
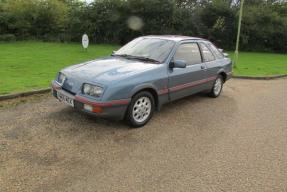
[168,42,209,101]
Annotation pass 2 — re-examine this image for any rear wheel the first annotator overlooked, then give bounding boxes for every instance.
[209,75,223,98]
[125,91,155,128]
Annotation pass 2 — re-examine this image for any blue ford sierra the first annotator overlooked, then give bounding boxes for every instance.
[51,35,232,127]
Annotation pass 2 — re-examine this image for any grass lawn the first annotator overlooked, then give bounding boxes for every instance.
[0,41,119,94]
[0,41,286,94]
[229,52,287,77]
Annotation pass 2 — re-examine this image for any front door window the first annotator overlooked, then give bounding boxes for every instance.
[174,43,202,65]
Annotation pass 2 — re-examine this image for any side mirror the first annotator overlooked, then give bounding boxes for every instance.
[218,48,224,53]
[170,60,187,68]
[112,50,116,54]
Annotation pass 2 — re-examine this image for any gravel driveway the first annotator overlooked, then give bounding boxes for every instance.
[1,78,287,192]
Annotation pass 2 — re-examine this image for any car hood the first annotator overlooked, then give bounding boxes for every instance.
[62,56,160,84]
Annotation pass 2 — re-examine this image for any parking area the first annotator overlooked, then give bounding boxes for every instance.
[1,78,287,192]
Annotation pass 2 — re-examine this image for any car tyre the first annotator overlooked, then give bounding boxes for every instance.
[125,91,155,128]
[209,75,223,98]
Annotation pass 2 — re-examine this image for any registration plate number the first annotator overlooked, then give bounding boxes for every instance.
[57,91,74,107]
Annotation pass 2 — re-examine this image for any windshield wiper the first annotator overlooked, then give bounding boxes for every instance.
[131,56,160,64]
[112,54,160,64]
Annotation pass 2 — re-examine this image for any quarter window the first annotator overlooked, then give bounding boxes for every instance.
[174,43,202,65]
[199,43,215,62]
[207,42,224,59]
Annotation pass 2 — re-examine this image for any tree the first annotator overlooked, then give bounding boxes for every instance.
[194,0,237,49]
[0,0,286,52]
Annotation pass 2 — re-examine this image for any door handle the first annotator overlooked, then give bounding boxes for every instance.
[201,65,207,70]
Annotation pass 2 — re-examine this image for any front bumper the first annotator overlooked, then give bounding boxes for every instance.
[51,81,130,120]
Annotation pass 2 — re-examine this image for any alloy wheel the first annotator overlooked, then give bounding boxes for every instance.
[132,96,152,123]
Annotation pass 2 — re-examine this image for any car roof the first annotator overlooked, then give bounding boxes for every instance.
[143,35,205,42]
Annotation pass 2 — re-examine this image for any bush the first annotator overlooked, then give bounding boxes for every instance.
[0,34,16,42]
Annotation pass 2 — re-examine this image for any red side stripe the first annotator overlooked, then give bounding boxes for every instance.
[158,76,217,95]
[158,88,169,95]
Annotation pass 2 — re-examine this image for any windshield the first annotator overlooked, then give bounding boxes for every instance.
[114,37,175,63]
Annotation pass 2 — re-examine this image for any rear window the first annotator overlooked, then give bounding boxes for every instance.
[199,43,215,62]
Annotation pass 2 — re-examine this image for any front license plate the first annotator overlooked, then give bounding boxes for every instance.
[57,91,74,107]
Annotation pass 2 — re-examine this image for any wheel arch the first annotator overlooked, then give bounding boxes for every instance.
[130,85,159,110]
[217,70,227,82]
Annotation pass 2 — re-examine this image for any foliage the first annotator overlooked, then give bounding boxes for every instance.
[194,0,237,50]
[0,0,68,40]
[240,3,287,52]
[0,0,286,52]
[0,34,16,41]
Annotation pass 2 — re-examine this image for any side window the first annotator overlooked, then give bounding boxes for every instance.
[174,43,202,65]
[207,42,224,59]
[199,43,215,62]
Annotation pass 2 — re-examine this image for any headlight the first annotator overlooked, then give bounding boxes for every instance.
[57,72,66,85]
[82,84,103,97]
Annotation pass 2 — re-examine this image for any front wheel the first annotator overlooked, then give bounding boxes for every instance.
[125,91,155,128]
[209,75,223,98]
